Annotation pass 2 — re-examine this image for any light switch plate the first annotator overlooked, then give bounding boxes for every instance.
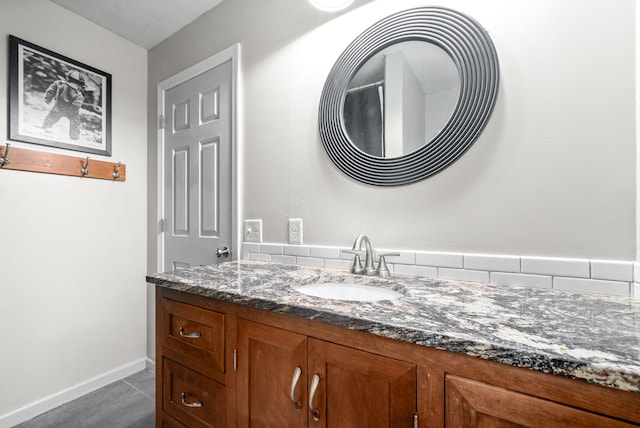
[288,218,303,245]
[244,219,262,243]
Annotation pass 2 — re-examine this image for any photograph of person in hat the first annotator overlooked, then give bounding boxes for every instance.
[9,37,111,155]
[41,69,86,140]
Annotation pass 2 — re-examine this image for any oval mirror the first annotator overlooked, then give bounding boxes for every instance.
[344,41,460,158]
[319,7,500,186]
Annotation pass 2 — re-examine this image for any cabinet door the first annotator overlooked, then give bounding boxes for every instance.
[445,375,638,428]
[237,319,308,428]
[308,338,416,428]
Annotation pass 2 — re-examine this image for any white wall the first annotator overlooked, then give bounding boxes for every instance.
[401,54,426,155]
[150,0,635,263]
[147,0,636,352]
[0,0,148,423]
[383,50,405,157]
[637,0,640,263]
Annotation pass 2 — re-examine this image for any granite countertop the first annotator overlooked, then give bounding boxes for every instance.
[146,260,640,393]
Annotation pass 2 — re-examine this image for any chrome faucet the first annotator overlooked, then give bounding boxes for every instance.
[352,234,376,275]
[347,234,400,277]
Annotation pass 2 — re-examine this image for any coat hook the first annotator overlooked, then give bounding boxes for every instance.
[112,162,121,180]
[81,157,90,176]
[0,143,10,166]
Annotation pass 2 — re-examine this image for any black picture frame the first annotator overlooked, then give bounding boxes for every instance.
[8,35,112,156]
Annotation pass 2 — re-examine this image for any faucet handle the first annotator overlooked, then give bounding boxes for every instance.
[376,253,400,278]
[342,250,364,274]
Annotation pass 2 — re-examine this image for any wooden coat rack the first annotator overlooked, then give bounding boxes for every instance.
[0,143,126,181]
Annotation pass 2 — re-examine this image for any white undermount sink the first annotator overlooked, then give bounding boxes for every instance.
[295,282,404,302]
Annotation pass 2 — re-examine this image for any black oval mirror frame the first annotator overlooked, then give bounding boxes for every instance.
[318,7,500,186]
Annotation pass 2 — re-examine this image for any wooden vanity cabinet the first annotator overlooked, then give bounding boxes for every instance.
[236,319,417,428]
[156,287,640,428]
[157,292,233,428]
[445,375,638,428]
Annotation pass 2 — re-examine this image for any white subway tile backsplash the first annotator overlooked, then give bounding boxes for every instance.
[377,250,415,265]
[296,257,325,267]
[438,268,490,283]
[590,260,633,282]
[521,257,590,278]
[490,272,552,289]
[249,253,271,262]
[241,242,634,297]
[243,243,260,259]
[324,258,353,270]
[338,248,352,259]
[553,277,630,296]
[272,255,297,265]
[309,246,341,259]
[464,254,520,273]
[394,264,438,278]
[260,244,283,255]
[415,252,463,268]
[284,245,310,257]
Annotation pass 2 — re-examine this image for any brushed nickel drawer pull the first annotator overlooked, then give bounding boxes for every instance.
[308,374,321,421]
[179,326,201,339]
[290,366,302,410]
[181,392,203,408]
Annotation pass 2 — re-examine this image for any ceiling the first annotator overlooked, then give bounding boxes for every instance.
[50,0,224,49]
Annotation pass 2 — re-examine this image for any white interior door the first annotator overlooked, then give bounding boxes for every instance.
[162,60,233,271]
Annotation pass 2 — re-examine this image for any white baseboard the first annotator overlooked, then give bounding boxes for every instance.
[0,358,147,428]
[146,356,156,372]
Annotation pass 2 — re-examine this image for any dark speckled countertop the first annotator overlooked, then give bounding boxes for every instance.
[146,260,640,392]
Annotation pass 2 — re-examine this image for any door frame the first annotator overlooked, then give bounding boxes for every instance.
[156,44,242,271]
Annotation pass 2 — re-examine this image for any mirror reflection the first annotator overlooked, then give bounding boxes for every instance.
[344,41,460,158]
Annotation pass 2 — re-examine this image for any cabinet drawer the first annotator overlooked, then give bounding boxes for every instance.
[163,357,226,428]
[161,415,187,428]
[160,298,225,376]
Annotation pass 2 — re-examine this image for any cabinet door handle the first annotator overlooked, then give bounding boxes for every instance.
[180,392,203,408]
[290,366,302,410]
[179,326,201,339]
[308,374,321,421]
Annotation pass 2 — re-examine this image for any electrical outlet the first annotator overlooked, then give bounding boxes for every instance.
[244,219,262,243]
[288,218,303,245]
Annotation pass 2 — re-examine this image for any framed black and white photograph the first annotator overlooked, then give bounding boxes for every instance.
[8,35,112,156]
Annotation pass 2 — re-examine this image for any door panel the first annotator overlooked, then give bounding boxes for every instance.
[173,99,190,131]
[237,320,307,428]
[163,60,232,271]
[200,138,220,237]
[172,147,189,236]
[200,86,220,122]
[445,375,637,428]
[308,338,416,428]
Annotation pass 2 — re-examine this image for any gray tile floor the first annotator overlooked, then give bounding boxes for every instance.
[14,368,155,428]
